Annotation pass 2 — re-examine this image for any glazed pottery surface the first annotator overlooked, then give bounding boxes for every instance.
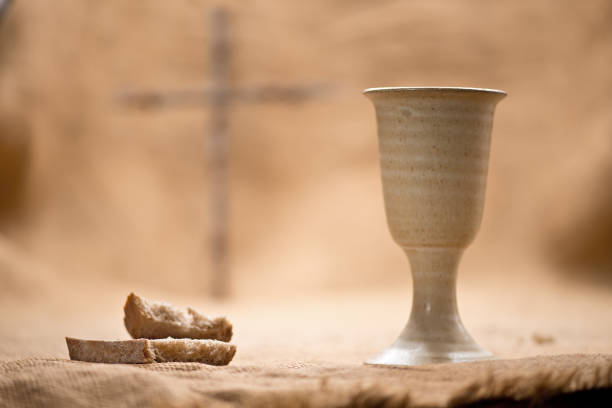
[364,87,506,366]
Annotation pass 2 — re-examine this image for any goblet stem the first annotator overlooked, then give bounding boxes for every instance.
[366,248,491,366]
[404,248,468,344]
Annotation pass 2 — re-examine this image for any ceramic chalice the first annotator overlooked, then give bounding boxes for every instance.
[364,87,506,366]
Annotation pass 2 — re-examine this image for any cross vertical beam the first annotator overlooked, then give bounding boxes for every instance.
[208,8,230,298]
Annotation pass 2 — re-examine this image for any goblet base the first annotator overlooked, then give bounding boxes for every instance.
[365,338,492,366]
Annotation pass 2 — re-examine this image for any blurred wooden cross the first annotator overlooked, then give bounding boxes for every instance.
[119,7,329,298]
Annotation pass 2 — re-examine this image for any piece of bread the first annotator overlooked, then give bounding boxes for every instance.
[66,337,236,365]
[151,338,236,364]
[66,337,154,364]
[123,293,232,342]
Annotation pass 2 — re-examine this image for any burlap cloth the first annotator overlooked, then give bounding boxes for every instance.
[1,272,611,407]
[0,353,611,407]
[0,353,610,407]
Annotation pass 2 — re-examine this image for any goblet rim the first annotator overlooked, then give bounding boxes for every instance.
[363,86,507,96]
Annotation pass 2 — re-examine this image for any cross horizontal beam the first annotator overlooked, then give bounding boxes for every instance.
[117,84,331,109]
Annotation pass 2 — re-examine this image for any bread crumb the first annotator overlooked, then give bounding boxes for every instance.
[532,333,555,345]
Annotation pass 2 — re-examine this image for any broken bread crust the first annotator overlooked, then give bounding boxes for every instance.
[66,337,236,365]
[123,293,232,341]
[66,337,154,364]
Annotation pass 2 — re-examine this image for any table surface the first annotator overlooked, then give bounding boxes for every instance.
[1,267,611,407]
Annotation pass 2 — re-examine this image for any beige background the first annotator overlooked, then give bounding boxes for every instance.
[0,0,611,327]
